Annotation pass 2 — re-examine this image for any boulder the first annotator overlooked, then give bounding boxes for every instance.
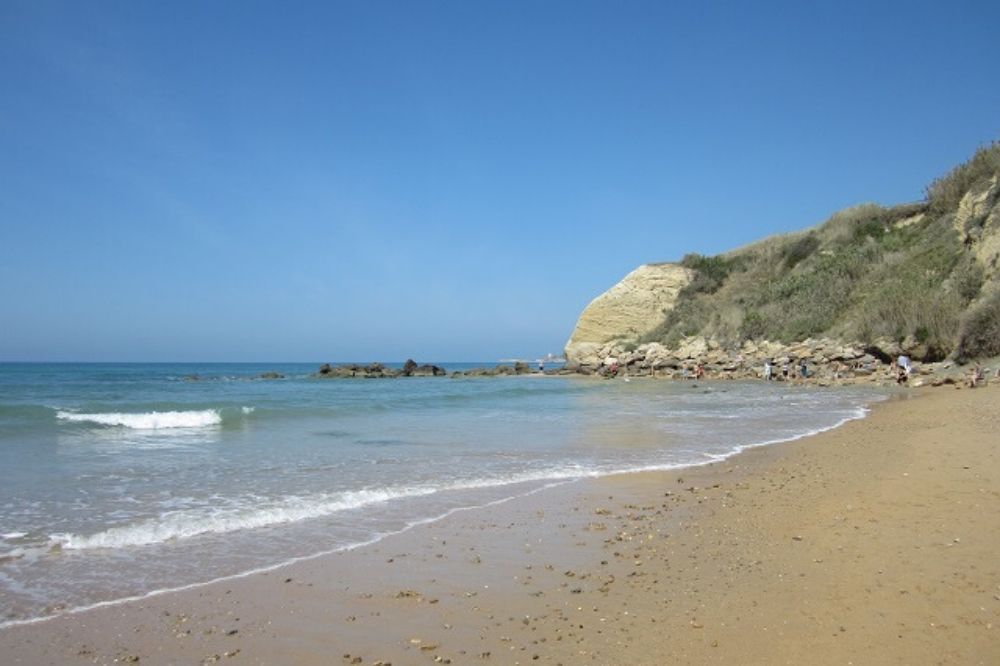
[675,336,708,360]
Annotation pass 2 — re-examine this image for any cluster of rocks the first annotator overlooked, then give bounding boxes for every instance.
[312,359,580,379]
[567,335,986,387]
[183,372,285,381]
[315,359,447,379]
[452,362,531,377]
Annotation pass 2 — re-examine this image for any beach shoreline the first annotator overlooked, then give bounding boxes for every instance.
[1,384,997,664]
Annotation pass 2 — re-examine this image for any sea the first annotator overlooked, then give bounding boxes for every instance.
[0,362,886,627]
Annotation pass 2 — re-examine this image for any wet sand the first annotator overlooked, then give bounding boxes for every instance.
[2,385,998,665]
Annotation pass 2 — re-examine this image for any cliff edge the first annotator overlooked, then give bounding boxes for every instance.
[564,263,692,369]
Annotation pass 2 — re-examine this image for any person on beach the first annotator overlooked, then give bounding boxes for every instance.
[782,360,790,380]
[695,363,705,380]
[968,365,983,388]
[896,364,909,385]
[799,359,808,378]
[764,359,773,381]
[897,354,912,381]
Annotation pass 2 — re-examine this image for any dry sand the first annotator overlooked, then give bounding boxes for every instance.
[1,385,998,665]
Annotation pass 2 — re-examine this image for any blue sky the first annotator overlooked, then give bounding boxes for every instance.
[1,1,998,362]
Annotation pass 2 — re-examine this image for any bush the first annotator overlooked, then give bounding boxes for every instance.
[954,290,1000,361]
[820,204,889,244]
[679,253,737,294]
[951,255,985,304]
[925,141,1000,213]
[854,278,962,353]
[781,234,820,269]
[739,310,767,341]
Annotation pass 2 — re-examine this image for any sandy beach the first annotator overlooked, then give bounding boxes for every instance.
[1,384,997,665]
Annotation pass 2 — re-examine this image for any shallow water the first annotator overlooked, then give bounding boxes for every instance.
[0,362,885,625]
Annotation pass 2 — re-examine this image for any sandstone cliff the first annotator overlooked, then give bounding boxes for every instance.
[564,264,692,369]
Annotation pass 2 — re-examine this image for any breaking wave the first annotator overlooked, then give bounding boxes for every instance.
[56,410,223,429]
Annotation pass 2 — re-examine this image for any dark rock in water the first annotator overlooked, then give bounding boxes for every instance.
[398,359,444,376]
[410,363,446,377]
[360,363,393,378]
[314,361,445,379]
[183,374,201,381]
[448,363,536,377]
[258,372,285,380]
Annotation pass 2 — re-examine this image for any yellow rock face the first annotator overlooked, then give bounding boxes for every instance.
[564,263,693,365]
[955,175,1000,278]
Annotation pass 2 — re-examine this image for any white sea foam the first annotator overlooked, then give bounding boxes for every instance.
[50,487,438,550]
[1,532,27,539]
[0,481,572,631]
[49,469,601,551]
[55,410,222,430]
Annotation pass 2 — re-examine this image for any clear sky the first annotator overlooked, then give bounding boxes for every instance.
[1,1,998,362]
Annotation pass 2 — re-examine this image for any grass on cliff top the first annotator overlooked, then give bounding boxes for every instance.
[641,142,1000,360]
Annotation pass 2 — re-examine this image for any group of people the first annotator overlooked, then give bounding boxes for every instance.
[762,358,809,381]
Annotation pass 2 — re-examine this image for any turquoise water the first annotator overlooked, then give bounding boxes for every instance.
[0,363,885,625]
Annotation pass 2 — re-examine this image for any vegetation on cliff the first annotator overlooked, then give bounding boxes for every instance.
[641,142,1000,361]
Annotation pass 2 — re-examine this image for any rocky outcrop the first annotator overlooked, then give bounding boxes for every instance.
[315,360,446,379]
[451,361,563,377]
[564,263,692,369]
[956,174,1000,277]
[571,334,986,387]
[313,360,566,380]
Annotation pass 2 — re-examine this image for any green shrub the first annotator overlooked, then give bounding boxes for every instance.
[781,234,820,269]
[954,290,1000,361]
[951,255,985,304]
[679,253,737,294]
[925,141,1000,213]
[853,278,962,354]
[739,310,767,341]
[852,219,887,241]
[820,204,889,244]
